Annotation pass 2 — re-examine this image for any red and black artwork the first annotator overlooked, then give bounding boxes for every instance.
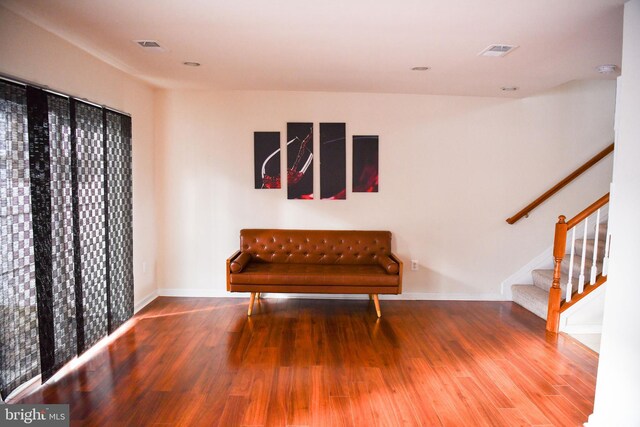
[353,135,379,192]
[320,123,346,200]
[287,122,314,199]
[254,132,281,189]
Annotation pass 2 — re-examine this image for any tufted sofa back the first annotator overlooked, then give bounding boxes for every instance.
[240,229,392,265]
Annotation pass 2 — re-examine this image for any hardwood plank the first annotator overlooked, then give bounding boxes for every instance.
[264,367,292,427]
[287,366,311,426]
[330,396,355,427]
[310,365,332,427]
[241,349,278,425]
[365,366,421,426]
[431,365,491,427]
[474,358,552,425]
[453,376,513,427]
[12,298,598,426]
[559,374,596,401]
[554,384,594,417]
[217,395,249,427]
[348,381,379,427]
[496,407,535,427]
[399,358,444,426]
[533,394,588,427]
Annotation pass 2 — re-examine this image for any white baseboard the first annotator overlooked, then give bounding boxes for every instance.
[3,375,41,403]
[561,324,603,334]
[134,290,158,313]
[158,288,235,298]
[156,288,507,301]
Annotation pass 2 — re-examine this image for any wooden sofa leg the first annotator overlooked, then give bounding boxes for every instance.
[248,292,256,316]
[372,294,381,318]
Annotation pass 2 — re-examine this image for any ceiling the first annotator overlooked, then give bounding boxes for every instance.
[0,0,625,97]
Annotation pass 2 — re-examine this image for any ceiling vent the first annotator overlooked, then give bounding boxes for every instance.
[133,40,165,52]
[479,44,518,57]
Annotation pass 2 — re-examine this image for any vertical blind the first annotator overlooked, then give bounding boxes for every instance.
[0,78,134,399]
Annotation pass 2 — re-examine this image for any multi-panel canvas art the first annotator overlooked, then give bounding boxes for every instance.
[353,135,379,192]
[253,124,379,198]
[254,131,281,189]
[320,123,346,200]
[287,122,314,199]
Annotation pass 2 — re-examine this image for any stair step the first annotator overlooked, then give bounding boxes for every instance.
[512,285,548,320]
[560,254,604,280]
[510,222,608,320]
[572,238,606,262]
[533,258,603,295]
[532,269,577,294]
[598,223,608,240]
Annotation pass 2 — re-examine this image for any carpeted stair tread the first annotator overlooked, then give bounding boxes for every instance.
[531,269,577,294]
[510,222,608,320]
[512,285,548,320]
[572,238,606,261]
[560,255,604,279]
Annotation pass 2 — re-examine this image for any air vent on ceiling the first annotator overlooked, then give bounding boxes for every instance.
[479,44,518,57]
[133,40,165,52]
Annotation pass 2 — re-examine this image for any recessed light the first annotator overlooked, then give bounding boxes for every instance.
[501,86,519,91]
[596,64,618,74]
[411,66,430,71]
[183,62,201,67]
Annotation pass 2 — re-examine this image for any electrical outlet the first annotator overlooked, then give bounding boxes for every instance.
[411,260,419,271]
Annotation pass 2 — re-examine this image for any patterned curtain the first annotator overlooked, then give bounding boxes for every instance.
[0,79,134,399]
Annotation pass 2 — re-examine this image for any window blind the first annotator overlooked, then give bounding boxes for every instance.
[0,78,134,399]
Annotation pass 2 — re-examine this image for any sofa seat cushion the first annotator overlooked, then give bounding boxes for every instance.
[229,263,399,287]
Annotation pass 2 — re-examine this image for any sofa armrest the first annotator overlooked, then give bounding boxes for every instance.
[230,252,252,273]
[377,254,399,274]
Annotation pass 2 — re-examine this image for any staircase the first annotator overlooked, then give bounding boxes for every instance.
[512,223,607,320]
[504,143,614,333]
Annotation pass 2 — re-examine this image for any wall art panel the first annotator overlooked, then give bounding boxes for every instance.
[320,123,346,200]
[353,135,379,192]
[287,123,314,199]
[254,132,281,189]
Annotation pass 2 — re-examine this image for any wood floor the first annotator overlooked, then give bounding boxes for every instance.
[17,297,599,426]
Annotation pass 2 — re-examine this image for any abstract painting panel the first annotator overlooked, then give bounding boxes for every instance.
[254,132,281,189]
[353,135,379,192]
[287,123,314,199]
[320,123,346,200]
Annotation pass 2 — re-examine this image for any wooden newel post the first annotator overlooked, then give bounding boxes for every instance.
[546,215,567,333]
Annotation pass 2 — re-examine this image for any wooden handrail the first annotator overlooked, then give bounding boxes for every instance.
[506,143,614,224]
[546,192,610,333]
[567,193,610,229]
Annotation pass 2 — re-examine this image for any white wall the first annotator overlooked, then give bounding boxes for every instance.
[0,7,157,306]
[0,4,617,304]
[155,81,615,297]
[588,1,640,425]
[560,286,606,334]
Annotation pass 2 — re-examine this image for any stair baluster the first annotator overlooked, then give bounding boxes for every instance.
[544,193,610,333]
[566,227,576,303]
[578,217,589,293]
[590,209,601,284]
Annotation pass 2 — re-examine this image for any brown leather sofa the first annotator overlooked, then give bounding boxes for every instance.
[226,229,403,317]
